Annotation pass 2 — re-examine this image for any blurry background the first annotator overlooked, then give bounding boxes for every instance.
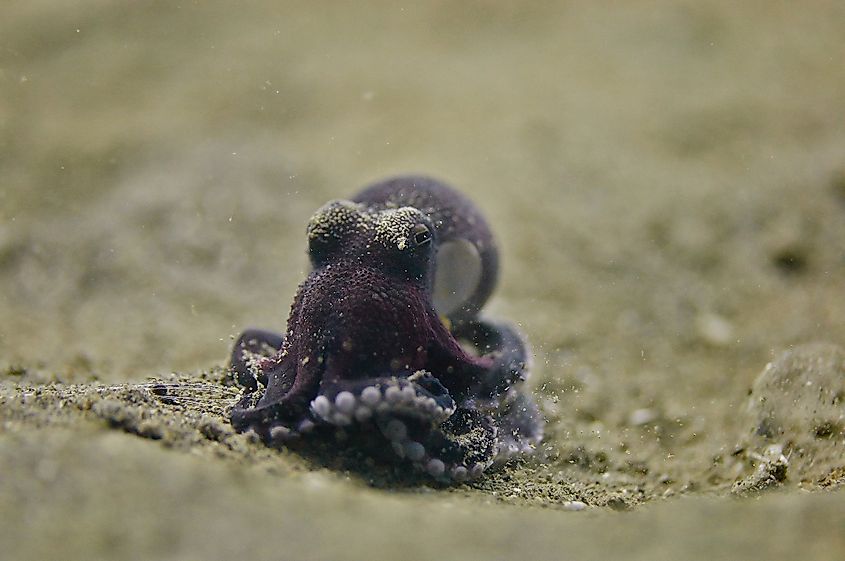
[1,0,844,479]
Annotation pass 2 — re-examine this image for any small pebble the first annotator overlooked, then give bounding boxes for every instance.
[561,501,588,512]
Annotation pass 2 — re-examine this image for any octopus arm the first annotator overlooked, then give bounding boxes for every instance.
[230,342,324,430]
[229,329,285,390]
[424,309,495,400]
[451,319,530,397]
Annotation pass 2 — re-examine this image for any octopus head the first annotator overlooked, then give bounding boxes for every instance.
[306,199,437,284]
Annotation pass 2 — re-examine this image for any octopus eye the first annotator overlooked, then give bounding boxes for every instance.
[412,224,432,246]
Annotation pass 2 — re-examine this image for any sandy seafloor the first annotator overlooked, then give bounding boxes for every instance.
[2,1,845,559]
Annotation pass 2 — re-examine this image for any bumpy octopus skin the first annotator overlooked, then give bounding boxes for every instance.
[229,176,543,481]
[354,175,499,324]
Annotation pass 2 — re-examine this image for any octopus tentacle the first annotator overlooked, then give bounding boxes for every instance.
[422,310,535,402]
[490,391,545,464]
[230,328,284,390]
[310,371,456,427]
[452,318,532,398]
[423,308,497,400]
[378,407,498,481]
[300,368,505,481]
[230,349,321,432]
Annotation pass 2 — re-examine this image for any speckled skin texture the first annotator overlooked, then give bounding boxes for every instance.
[229,177,543,481]
[354,175,499,323]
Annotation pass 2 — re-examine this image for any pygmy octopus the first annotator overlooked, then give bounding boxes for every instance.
[229,176,543,481]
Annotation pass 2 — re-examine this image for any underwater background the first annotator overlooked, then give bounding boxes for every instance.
[2,2,844,559]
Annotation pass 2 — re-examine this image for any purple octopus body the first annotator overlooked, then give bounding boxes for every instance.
[229,176,543,481]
